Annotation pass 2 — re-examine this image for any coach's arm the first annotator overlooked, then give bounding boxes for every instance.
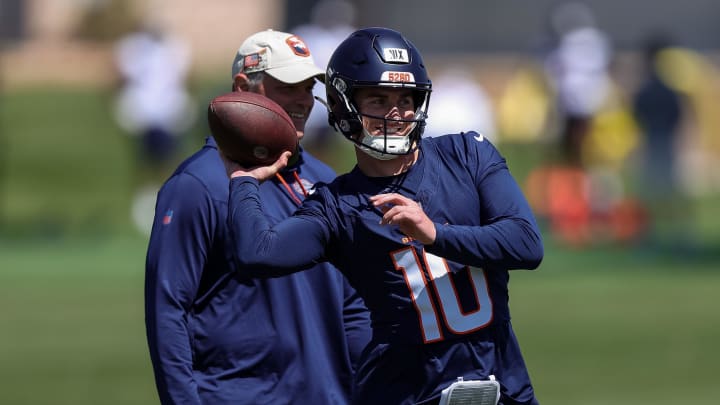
[145,174,206,404]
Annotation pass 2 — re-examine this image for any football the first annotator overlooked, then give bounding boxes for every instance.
[207,91,298,166]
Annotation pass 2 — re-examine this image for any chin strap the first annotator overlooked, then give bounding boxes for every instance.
[275,171,308,206]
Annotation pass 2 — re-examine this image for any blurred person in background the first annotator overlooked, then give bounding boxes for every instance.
[423,68,496,141]
[543,1,613,168]
[224,27,543,405]
[113,21,196,234]
[144,29,371,405]
[527,2,647,246]
[632,34,689,243]
[291,0,357,160]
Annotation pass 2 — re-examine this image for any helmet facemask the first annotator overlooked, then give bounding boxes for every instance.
[352,89,429,160]
[329,78,431,160]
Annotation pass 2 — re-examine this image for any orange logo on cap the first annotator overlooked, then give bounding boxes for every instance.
[286,35,311,57]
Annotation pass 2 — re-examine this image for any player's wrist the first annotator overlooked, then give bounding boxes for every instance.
[230,170,253,179]
[421,222,438,245]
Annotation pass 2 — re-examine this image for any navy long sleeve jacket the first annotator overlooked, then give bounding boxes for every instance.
[145,137,371,404]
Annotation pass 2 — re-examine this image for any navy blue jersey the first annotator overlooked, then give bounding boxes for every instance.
[229,132,543,404]
[145,137,371,405]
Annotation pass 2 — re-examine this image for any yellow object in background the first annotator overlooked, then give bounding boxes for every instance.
[497,66,553,144]
[582,84,641,170]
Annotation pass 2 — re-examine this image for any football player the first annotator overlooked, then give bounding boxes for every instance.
[224,27,544,405]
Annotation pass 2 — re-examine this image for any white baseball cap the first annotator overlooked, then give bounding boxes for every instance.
[231,29,325,84]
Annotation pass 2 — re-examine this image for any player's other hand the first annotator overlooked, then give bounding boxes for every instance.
[222,151,292,182]
[370,193,436,245]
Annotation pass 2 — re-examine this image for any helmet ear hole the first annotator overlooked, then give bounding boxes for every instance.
[337,113,363,137]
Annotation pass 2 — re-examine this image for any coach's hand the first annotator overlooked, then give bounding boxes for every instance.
[370,193,436,245]
[222,151,291,182]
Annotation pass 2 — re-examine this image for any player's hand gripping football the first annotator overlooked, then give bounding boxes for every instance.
[222,151,292,182]
[370,193,436,245]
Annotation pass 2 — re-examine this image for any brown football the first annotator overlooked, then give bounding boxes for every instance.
[207,91,298,166]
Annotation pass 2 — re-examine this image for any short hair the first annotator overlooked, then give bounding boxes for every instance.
[232,71,265,92]
[246,71,265,90]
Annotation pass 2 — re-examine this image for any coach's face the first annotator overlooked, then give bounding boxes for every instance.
[259,75,316,140]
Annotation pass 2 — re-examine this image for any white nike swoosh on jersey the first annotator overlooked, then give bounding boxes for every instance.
[474,133,484,142]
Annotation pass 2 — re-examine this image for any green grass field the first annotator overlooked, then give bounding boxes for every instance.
[2,86,719,404]
[1,237,718,404]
